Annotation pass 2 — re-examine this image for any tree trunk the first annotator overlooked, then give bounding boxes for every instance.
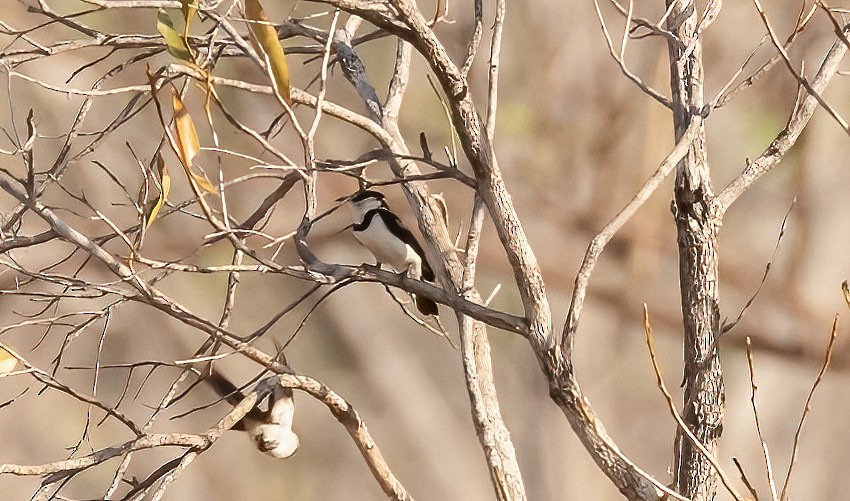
[664,2,725,500]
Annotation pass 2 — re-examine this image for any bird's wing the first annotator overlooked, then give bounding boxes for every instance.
[205,370,245,405]
[373,210,435,281]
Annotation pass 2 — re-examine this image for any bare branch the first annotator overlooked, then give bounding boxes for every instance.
[592,0,673,109]
[460,0,483,77]
[0,434,207,476]
[715,24,850,215]
[562,116,700,353]
[486,0,505,140]
[749,0,849,134]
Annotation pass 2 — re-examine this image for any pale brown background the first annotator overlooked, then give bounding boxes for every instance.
[1,1,850,500]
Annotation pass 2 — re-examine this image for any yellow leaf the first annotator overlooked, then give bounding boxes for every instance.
[190,172,217,194]
[0,347,17,375]
[171,88,217,194]
[245,0,291,105]
[145,155,171,228]
[171,88,201,168]
[202,83,219,146]
[157,8,193,63]
[159,155,172,198]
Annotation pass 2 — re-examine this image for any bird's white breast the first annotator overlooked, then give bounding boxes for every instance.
[354,217,422,278]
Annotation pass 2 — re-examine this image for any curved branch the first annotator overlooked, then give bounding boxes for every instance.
[278,374,413,500]
[0,434,207,476]
[562,116,700,356]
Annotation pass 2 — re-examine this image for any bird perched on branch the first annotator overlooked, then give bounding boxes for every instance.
[205,370,299,459]
[340,190,439,316]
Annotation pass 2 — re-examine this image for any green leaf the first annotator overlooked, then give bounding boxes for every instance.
[145,154,171,228]
[157,8,192,63]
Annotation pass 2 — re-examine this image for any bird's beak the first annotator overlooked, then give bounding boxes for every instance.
[335,195,350,203]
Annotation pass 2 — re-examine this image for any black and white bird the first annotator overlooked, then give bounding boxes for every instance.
[205,371,299,459]
[341,190,439,316]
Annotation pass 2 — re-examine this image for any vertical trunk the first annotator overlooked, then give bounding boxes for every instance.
[459,315,527,500]
[672,208,723,500]
[664,3,724,500]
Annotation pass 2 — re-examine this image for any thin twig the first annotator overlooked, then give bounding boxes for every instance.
[591,0,673,109]
[745,337,779,501]
[732,457,761,501]
[460,0,483,77]
[715,24,850,215]
[750,0,849,134]
[721,198,796,334]
[485,0,505,140]
[778,315,839,500]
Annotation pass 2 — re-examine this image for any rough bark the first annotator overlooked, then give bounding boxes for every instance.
[664,2,724,499]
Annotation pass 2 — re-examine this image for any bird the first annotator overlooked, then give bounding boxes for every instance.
[205,370,299,459]
[340,190,439,316]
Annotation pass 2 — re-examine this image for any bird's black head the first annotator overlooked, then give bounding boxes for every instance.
[341,190,389,221]
[350,190,386,203]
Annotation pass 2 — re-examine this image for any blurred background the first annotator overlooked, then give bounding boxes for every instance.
[2,1,850,499]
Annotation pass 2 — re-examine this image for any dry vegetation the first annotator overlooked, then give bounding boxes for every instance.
[1,1,850,500]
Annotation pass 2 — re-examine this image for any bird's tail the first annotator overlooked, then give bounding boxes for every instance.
[421,255,435,282]
[416,254,437,315]
[415,295,438,316]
